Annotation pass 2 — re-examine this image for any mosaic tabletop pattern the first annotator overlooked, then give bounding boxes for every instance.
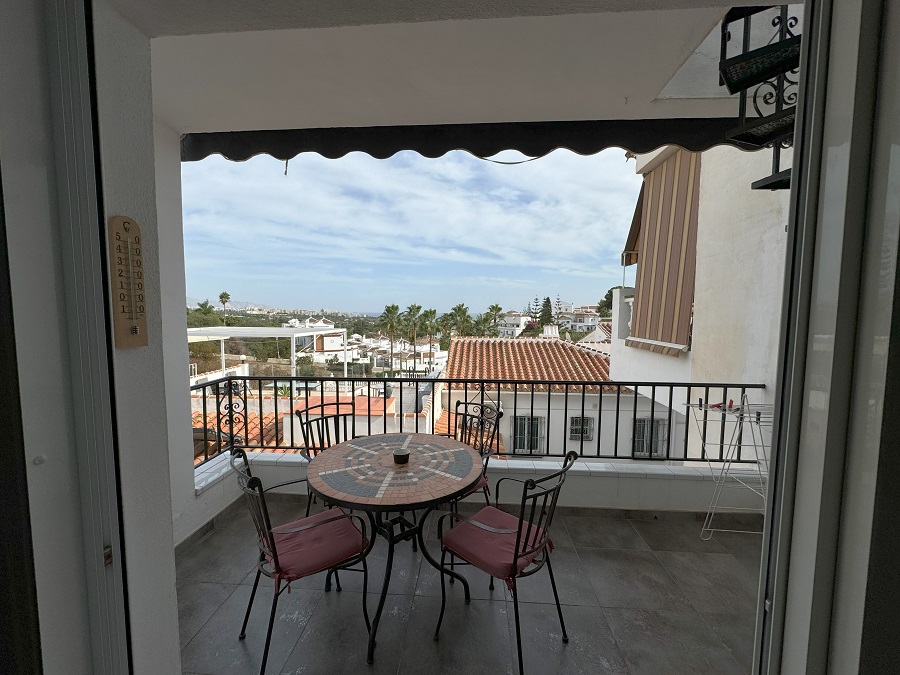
[307,434,482,510]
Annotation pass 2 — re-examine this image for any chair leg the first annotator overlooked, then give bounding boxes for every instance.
[305,488,313,517]
[482,487,490,506]
[511,583,524,675]
[334,569,342,592]
[433,548,448,641]
[259,580,281,675]
[546,555,568,643]
[410,510,418,552]
[240,568,261,639]
[489,576,494,591]
[361,558,370,631]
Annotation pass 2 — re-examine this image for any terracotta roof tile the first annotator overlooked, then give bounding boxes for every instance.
[446,337,613,392]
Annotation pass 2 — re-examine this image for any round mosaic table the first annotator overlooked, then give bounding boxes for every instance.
[306,433,482,664]
[307,433,483,512]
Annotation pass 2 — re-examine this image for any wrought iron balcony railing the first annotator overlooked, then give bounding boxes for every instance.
[189,375,765,467]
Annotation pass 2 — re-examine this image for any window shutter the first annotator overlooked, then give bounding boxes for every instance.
[626,149,700,356]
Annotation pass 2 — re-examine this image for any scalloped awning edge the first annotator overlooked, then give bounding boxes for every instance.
[180,118,753,162]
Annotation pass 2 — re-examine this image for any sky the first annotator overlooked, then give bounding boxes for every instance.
[181,148,641,315]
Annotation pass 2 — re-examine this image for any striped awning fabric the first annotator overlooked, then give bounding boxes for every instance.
[626,149,700,357]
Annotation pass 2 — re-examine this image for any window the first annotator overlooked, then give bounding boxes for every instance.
[634,418,669,457]
[569,416,594,441]
[513,416,545,453]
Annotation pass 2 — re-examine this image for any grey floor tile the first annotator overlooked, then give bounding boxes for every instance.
[400,595,514,675]
[564,517,649,550]
[176,531,261,585]
[514,549,598,606]
[704,612,756,672]
[548,519,576,549]
[655,551,759,615]
[415,552,509,602]
[712,531,764,576]
[630,520,729,553]
[604,607,745,675]
[508,602,629,674]
[216,499,308,538]
[579,548,691,610]
[176,581,239,649]
[280,591,410,675]
[181,584,322,675]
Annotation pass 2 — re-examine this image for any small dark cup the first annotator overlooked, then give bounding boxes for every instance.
[393,449,410,465]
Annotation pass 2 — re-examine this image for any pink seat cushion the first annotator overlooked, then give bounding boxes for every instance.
[463,473,489,497]
[270,509,367,581]
[441,506,549,582]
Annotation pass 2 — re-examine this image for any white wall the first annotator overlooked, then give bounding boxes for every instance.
[0,2,93,670]
[690,146,790,400]
[93,2,181,671]
[612,147,788,406]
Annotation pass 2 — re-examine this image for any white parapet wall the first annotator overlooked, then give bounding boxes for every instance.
[181,452,764,538]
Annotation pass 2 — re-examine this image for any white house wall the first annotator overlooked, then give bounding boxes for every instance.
[446,390,687,460]
[690,145,790,401]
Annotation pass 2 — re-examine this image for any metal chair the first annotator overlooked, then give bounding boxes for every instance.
[295,401,355,516]
[432,451,579,675]
[449,400,503,505]
[229,448,371,675]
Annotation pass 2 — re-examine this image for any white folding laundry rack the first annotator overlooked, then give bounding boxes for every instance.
[687,394,773,540]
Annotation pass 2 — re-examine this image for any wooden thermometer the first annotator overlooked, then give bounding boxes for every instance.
[108,215,148,348]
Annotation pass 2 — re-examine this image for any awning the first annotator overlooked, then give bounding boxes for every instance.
[621,183,644,267]
[181,118,751,162]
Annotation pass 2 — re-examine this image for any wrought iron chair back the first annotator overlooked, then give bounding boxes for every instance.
[505,451,578,573]
[230,447,281,572]
[453,400,502,456]
[295,401,355,457]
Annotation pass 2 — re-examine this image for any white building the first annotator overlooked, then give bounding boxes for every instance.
[498,311,530,338]
[611,145,789,407]
[443,337,670,457]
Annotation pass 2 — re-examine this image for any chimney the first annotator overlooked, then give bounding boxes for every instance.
[541,324,560,339]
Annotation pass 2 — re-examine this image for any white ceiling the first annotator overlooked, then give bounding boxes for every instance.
[152,9,739,134]
[112,0,758,38]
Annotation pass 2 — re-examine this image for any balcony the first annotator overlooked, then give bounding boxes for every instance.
[176,493,760,673]
[179,374,765,672]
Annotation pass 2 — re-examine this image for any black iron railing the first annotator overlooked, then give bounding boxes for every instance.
[189,375,765,467]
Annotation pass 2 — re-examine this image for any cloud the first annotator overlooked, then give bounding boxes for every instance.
[181,149,641,312]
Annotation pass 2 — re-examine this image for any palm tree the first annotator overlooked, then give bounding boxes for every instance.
[219,291,230,325]
[450,303,472,336]
[379,304,401,375]
[472,313,491,337]
[437,313,454,349]
[487,303,503,336]
[420,308,438,368]
[403,304,422,372]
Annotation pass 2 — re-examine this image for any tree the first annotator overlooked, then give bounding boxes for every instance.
[197,299,215,314]
[487,304,503,335]
[403,304,422,371]
[539,297,554,326]
[379,304,401,375]
[472,313,491,337]
[597,286,621,317]
[529,296,541,323]
[450,303,472,337]
[437,313,454,350]
[420,308,438,368]
[219,291,231,325]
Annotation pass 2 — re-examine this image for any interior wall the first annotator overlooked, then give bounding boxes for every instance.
[690,146,790,400]
[154,117,197,540]
[0,1,93,670]
[92,1,181,671]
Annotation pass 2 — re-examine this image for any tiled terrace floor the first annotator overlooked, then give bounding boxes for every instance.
[176,497,761,674]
